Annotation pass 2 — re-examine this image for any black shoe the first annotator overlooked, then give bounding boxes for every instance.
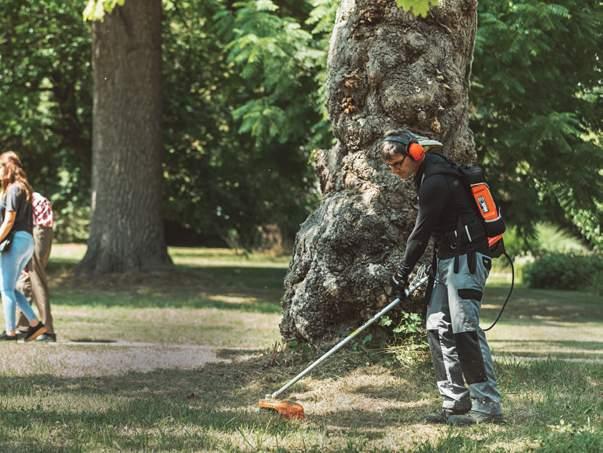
[425,407,470,424]
[447,410,504,426]
[24,323,48,342]
[0,331,18,341]
[36,333,57,343]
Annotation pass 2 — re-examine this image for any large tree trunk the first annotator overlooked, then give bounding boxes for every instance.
[281,0,478,344]
[78,0,171,273]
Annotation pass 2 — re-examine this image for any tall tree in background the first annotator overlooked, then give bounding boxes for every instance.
[78,0,171,273]
[2,0,598,252]
[281,0,479,344]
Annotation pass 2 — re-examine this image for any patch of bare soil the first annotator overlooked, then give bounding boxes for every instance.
[0,342,260,378]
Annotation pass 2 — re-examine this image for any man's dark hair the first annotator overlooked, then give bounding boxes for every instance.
[381,129,408,161]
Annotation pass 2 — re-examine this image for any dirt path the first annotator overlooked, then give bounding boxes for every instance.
[1,340,600,380]
[0,341,261,378]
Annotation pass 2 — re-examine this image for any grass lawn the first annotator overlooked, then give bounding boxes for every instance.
[0,244,601,452]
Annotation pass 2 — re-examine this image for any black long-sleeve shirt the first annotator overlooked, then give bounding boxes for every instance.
[399,152,481,277]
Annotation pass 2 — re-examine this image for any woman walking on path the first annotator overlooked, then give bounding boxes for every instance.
[0,151,47,341]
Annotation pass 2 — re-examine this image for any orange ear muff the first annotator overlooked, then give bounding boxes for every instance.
[408,143,425,161]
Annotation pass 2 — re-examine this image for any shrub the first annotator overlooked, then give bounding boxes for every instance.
[501,223,588,259]
[379,312,426,344]
[523,253,603,292]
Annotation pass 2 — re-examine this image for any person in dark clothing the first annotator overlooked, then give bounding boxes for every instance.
[0,151,47,342]
[382,130,503,426]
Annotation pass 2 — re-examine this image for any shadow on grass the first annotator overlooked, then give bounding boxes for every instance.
[49,262,287,291]
[0,353,382,451]
[350,383,433,404]
[480,285,603,324]
[55,290,283,313]
[0,352,600,451]
[490,339,603,351]
[48,262,603,320]
[491,339,603,361]
[48,263,287,313]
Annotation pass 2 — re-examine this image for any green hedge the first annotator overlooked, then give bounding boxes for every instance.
[524,253,603,293]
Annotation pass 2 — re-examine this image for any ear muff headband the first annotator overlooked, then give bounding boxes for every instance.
[383,135,425,161]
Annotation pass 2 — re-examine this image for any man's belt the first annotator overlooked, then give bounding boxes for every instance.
[436,217,489,259]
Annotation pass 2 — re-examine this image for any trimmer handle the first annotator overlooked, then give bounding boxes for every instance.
[268,265,432,401]
[403,264,431,299]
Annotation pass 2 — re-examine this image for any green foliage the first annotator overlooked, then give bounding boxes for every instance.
[395,0,439,18]
[502,223,588,257]
[523,252,603,293]
[392,311,423,336]
[306,0,338,149]
[533,223,590,254]
[51,167,91,242]
[2,0,331,247]
[0,0,92,241]
[590,270,603,297]
[380,311,425,343]
[215,0,325,147]
[83,0,125,21]
[472,1,603,251]
[360,333,373,347]
[161,0,328,247]
[307,0,338,36]
[3,0,601,254]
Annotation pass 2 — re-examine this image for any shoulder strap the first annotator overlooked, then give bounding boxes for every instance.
[421,153,462,185]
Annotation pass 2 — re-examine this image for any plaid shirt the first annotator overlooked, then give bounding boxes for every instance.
[32,192,53,228]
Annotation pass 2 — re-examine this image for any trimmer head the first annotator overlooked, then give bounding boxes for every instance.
[258,398,305,420]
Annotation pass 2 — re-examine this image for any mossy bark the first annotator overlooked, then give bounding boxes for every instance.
[281,0,479,344]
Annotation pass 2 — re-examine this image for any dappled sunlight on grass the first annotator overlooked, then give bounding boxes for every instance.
[0,244,600,450]
[207,294,264,306]
[49,243,290,268]
[491,342,603,361]
[481,286,603,323]
[0,348,600,451]
[49,307,281,348]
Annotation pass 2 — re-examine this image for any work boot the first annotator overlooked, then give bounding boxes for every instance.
[424,407,469,424]
[447,410,504,426]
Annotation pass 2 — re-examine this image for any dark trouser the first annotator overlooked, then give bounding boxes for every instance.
[426,252,502,415]
[17,226,54,333]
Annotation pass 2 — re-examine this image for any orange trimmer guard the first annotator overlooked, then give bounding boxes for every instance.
[258,399,305,420]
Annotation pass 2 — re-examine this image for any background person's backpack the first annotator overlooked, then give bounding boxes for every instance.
[32,192,54,229]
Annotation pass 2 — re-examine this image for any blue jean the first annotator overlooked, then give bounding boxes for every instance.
[1,231,36,332]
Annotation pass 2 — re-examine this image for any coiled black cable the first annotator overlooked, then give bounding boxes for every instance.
[483,251,514,331]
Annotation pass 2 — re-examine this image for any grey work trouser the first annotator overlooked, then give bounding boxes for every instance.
[16,226,54,333]
[426,252,502,415]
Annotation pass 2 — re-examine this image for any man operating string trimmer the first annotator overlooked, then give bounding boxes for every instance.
[382,129,504,426]
[258,129,510,422]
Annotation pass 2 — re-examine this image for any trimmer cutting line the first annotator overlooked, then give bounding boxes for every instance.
[258,266,431,420]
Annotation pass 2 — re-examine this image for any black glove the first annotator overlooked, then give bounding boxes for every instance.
[391,269,409,299]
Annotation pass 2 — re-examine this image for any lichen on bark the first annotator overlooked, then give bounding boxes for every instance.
[281,0,478,344]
